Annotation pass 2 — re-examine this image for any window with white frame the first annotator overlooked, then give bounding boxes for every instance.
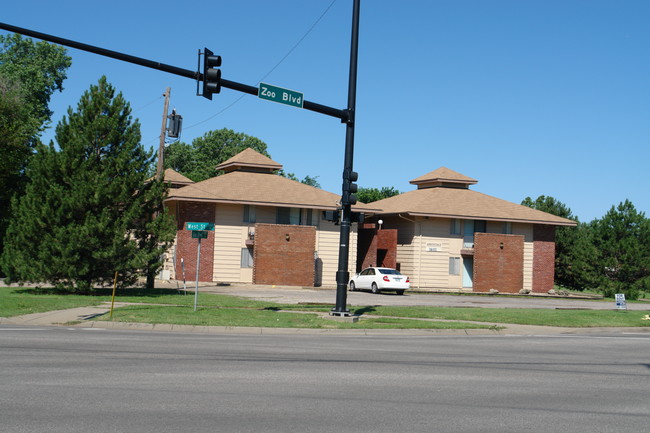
[449,257,461,275]
[240,247,253,268]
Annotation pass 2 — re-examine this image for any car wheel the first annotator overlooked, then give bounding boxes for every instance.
[349,281,356,291]
[396,290,405,296]
[371,283,380,294]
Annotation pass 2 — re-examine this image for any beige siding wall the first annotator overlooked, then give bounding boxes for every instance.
[395,217,466,289]
[513,223,534,290]
[213,204,247,283]
[161,237,177,280]
[316,218,357,287]
[162,201,178,280]
[416,218,458,289]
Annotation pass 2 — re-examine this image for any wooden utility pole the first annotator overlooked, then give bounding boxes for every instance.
[157,87,171,179]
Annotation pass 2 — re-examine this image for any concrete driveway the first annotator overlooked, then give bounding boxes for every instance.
[196,284,650,311]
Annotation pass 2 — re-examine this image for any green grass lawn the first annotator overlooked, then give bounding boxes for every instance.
[2,286,649,329]
[0,287,106,317]
[99,304,494,330]
[347,305,650,328]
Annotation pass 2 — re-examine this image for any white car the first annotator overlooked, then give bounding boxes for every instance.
[349,267,410,295]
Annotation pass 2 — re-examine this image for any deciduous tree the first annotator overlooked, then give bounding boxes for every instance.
[0,33,71,126]
[0,34,71,260]
[357,186,400,204]
[164,128,270,182]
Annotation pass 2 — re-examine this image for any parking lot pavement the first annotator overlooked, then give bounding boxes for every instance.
[195,284,650,310]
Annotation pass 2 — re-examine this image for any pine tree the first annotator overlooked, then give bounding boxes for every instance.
[520,195,597,290]
[591,200,650,299]
[1,77,175,291]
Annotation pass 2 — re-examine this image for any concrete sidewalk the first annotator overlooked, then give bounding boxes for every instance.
[0,302,124,326]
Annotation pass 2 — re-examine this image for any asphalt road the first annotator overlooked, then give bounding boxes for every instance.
[1,326,648,433]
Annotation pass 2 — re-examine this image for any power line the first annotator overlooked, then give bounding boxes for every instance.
[184,0,338,132]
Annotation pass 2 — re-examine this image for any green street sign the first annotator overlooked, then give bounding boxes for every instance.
[191,230,208,239]
[186,222,214,231]
[258,83,304,108]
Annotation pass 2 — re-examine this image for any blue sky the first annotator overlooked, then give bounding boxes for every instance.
[3,0,649,222]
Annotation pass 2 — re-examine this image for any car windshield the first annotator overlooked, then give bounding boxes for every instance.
[378,269,401,275]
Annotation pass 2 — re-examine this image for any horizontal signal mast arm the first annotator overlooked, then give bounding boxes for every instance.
[0,22,348,122]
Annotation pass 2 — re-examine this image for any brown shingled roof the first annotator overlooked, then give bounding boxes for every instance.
[167,170,343,210]
[163,168,194,186]
[369,186,576,226]
[215,148,282,173]
[410,167,477,187]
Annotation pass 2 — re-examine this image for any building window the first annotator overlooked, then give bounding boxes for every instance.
[463,220,487,248]
[502,222,512,234]
[449,257,461,275]
[474,220,486,233]
[277,207,298,225]
[450,219,461,235]
[305,209,314,226]
[243,205,256,223]
[241,247,253,268]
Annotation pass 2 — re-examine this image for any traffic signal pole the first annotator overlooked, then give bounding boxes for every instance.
[1,0,361,314]
[332,0,360,316]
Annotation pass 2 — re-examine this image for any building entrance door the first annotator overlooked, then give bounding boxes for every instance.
[462,257,474,288]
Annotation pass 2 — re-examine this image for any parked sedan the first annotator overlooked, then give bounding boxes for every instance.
[349,267,410,295]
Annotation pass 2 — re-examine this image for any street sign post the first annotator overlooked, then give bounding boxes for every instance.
[258,83,304,108]
[185,222,214,311]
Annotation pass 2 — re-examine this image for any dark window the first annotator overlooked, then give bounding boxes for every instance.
[378,269,401,275]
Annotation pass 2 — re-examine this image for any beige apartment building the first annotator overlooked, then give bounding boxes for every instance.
[162,149,575,293]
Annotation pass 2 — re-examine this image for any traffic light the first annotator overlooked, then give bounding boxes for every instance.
[166,109,183,138]
[351,212,365,224]
[343,170,358,206]
[323,209,341,224]
[202,48,222,100]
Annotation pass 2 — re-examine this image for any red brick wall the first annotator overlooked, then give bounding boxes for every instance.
[473,233,524,293]
[253,224,316,286]
[173,202,215,282]
[357,227,377,272]
[376,229,398,268]
[532,225,556,293]
[357,227,397,271]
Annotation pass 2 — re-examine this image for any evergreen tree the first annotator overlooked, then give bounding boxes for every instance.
[521,195,597,291]
[591,200,650,299]
[1,77,175,291]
